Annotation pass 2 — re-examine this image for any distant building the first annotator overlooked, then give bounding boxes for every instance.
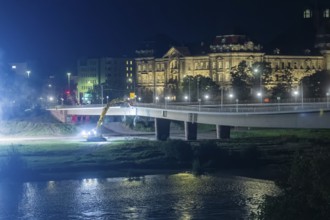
[77,57,135,104]
[135,3,330,101]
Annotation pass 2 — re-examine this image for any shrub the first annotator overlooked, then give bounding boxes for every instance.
[255,151,330,219]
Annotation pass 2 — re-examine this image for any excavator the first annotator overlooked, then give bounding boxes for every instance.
[81,98,131,142]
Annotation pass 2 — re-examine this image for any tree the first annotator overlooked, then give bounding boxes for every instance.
[300,70,330,98]
[251,61,272,96]
[180,75,219,102]
[271,68,294,99]
[230,61,251,101]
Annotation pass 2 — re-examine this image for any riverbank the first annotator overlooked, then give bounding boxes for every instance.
[1,131,330,182]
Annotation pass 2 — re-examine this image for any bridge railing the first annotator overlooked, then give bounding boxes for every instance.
[50,100,330,114]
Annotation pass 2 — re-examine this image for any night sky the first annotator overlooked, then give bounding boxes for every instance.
[0,0,314,78]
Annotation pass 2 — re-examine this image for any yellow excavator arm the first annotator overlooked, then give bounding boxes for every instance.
[96,102,112,129]
[86,98,128,141]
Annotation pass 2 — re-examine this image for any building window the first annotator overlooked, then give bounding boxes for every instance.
[324,9,330,18]
[304,9,312,18]
[130,61,133,65]
[225,62,229,69]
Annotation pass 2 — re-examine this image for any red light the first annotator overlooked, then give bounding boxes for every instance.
[66,90,70,95]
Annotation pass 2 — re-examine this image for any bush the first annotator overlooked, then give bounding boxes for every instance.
[255,151,330,219]
[160,140,193,162]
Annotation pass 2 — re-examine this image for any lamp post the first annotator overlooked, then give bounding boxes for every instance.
[301,83,304,109]
[293,90,299,103]
[327,92,329,108]
[101,85,104,105]
[67,72,71,90]
[197,76,200,102]
[257,92,262,103]
[198,98,201,111]
[165,96,169,109]
[220,71,224,109]
[185,76,191,103]
[236,99,239,112]
[254,68,263,103]
[26,70,31,78]
[106,96,109,104]
[277,97,281,111]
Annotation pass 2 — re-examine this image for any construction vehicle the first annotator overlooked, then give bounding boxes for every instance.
[81,98,131,142]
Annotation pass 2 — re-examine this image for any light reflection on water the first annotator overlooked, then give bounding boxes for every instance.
[0,173,278,219]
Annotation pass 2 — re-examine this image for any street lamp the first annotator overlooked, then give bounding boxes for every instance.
[165,96,170,109]
[26,70,31,78]
[301,82,304,109]
[197,76,200,102]
[220,72,224,109]
[257,92,262,103]
[327,92,329,108]
[198,98,201,111]
[254,68,263,103]
[155,96,159,103]
[236,99,239,112]
[293,90,299,103]
[61,98,64,105]
[184,95,188,101]
[106,96,109,104]
[277,97,281,111]
[185,76,191,103]
[67,72,71,90]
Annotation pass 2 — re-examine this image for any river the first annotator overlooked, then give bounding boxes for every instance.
[0,173,277,220]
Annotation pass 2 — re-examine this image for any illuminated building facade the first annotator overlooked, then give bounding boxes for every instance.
[77,57,135,104]
[136,3,330,101]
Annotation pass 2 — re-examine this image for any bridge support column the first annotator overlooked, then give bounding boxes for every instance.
[216,125,231,139]
[184,122,197,140]
[155,118,170,141]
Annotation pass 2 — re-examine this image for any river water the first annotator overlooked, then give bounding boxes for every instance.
[0,173,277,220]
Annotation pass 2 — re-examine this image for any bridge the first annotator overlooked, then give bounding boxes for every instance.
[48,102,330,141]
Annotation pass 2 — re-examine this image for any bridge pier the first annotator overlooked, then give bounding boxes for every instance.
[155,118,170,141]
[184,122,197,140]
[216,125,231,139]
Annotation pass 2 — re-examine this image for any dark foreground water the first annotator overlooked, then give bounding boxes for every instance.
[0,173,277,220]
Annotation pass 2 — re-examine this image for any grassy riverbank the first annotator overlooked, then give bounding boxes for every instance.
[0,128,330,182]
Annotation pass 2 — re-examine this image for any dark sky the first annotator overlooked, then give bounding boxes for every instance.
[0,0,314,77]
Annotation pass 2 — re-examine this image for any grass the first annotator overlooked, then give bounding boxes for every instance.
[1,117,330,181]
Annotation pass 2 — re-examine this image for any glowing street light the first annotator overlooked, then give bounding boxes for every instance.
[11,65,16,69]
[293,90,299,103]
[257,92,262,103]
[67,72,71,90]
[155,96,159,103]
[254,68,263,103]
[184,95,188,101]
[26,70,31,78]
